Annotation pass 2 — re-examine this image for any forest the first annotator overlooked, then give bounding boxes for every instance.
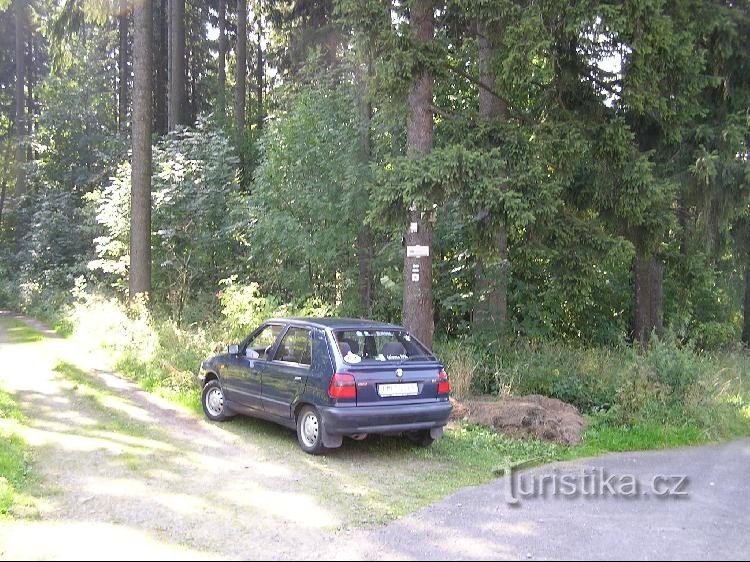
[0,0,749,435]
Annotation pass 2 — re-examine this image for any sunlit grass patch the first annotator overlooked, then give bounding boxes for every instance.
[53,361,156,440]
[568,422,706,459]
[2,318,44,344]
[0,389,25,422]
[0,388,36,518]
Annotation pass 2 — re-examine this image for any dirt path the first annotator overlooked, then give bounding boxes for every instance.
[0,314,358,560]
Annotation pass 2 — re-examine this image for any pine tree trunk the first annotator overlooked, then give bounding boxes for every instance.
[633,252,663,346]
[234,0,247,133]
[473,17,508,332]
[168,0,186,129]
[0,179,6,230]
[153,0,168,134]
[358,226,373,315]
[14,0,26,197]
[474,229,508,329]
[25,25,33,159]
[130,0,153,299]
[402,0,434,349]
[217,0,227,115]
[189,11,198,125]
[118,0,130,131]
[742,266,750,346]
[357,58,373,314]
[255,5,264,129]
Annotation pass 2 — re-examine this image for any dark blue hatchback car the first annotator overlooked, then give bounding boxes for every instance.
[198,318,452,454]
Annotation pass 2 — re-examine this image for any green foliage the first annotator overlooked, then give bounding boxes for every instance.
[219,280,335,341]
[452,334,750,444]
[90,120,240,319]
[34,26,123,190]
[239,76,369,305]
[12,188,98,314]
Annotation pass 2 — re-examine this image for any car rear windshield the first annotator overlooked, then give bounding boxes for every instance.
[333,329,434,364]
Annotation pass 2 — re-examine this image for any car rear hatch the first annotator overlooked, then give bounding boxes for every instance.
[346,362,443,406]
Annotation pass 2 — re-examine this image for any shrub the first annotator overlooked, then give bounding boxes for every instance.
[644,335,702,403]
[437,340,478,399]
[689,321,741,352]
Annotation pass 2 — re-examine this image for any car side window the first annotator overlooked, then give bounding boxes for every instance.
[272,327,312,366]
[245,324,283,359]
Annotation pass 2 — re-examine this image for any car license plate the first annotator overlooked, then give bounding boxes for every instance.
[378,383,419,397]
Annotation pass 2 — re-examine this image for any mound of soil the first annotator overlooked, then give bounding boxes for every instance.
[450,395,586,445]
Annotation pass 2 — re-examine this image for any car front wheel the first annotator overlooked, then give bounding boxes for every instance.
[297,406,326,455]
[202,380,233,421]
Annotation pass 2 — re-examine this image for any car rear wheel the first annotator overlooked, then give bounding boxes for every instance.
[405,429,435,447]
[297,406,326,455]
[202,380,233,421]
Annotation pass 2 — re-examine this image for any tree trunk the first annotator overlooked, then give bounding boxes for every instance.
[14,0,26,197]
[0,140,10,228]
[402,0,434,349]
[130,0,153,299]
[118,0,130,132]
[255,3,264,129]
[473,17,508,332]
[217,0,227,115]
[25,24,33,159]
[358,226,373,315]
[633,252,663,346]
[357,58,373,314]
[474,228,508,329]
[154,0,168,134]
[742,266,750,346]
[0,180,7,230]
[234,0,247,133]
[168,0,186,129]
[189,19,198,124]
[477,19,506,120]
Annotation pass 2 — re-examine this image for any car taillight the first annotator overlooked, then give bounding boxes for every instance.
[437,370,451,396]
[329,372,356,400]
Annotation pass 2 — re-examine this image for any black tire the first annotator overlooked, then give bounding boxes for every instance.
[201,380,233,421]
[296,406,326,455]
[405,429,435,448]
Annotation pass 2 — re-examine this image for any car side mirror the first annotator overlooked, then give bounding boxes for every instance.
[228,344,240,355]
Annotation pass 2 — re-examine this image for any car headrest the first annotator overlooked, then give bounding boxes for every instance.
[381,341,406,357]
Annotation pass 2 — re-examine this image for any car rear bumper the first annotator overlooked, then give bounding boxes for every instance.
[319,401,452,435]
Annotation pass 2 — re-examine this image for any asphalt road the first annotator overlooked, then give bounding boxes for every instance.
[345,438,750,561]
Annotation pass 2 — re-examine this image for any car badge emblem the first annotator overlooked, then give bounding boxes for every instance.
[396,368,403,378]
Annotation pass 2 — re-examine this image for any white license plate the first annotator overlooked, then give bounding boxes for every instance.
[378,383,419,397]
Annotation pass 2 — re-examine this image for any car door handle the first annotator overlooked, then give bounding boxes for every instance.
[294,376,303,383]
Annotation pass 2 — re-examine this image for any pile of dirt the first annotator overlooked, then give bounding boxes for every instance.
[450,395,586,445]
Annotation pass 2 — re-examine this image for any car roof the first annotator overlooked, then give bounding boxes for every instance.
[265,317,406,331]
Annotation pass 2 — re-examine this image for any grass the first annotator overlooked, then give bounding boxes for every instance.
[3,318,44,344]
[53,361,160,440]
[568,422,706,459]
[0,388,35,517]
